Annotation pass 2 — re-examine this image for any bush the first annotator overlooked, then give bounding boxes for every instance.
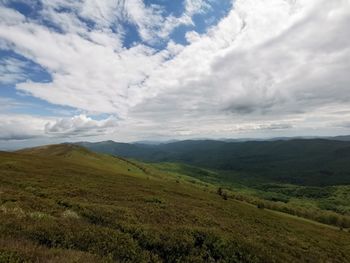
[22,219,147,262]
[0,250,26,263]
[123,227,261,263]
[257,203,265,209]
[217,187,223,196]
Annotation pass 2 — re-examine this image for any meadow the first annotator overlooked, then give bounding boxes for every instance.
[1,144,350,262]
[153,162,350,228]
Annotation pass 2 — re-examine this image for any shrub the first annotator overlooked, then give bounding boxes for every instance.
[20,218,147,262]
[257,203,265,209]
[144,197,164,204]
[62,210,79,219]
[0,250,26,263]
[217,187,223,196]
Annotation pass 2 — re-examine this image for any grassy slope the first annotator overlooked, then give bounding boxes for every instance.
[1,145,350,262]
[80,139,350,186]
[152,162,350,227]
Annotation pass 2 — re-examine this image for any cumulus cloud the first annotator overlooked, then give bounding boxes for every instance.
[0,114,49,140]
[0,0,350,141]
[45,114,118,137]
[0,113,118,142]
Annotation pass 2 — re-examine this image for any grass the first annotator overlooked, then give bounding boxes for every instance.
[153,162,350,228]
[1,145,350,262]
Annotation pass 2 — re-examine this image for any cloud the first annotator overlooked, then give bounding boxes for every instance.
[0,114,49,140]
[37,0,210,43]
[0,0,350,141]
[0,5,166,114]
[184,0,211,16]
[0,3,25,24]
[0,113,118,141]
[125,0,350,138]
[114,0,214,42]
[0,57,29,84]
[157,0,214,40]
[45,114,118,137]
[0,0,214,116]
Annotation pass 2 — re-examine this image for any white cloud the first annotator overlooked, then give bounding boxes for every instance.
[45,114,118,137]
[0,0,350,141]
[157,0,215,40]
[0,114,49,140]
[0,6,167,115]
[0,4,25,24]
[36,0,208,43]
[0,57,29,84]
[116,0,214,42]
[0,113,118,141]
[124,0,350,138]
[184,0,211,16]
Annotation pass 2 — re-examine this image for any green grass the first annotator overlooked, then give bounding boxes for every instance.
[1,145,350,262]
[151,161,350,225]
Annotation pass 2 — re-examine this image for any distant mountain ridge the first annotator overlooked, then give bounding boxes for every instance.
[331,135,350,141]
[76,134,350,150]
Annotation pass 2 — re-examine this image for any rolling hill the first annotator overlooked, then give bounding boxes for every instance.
[78,139,350,186]
[1,144,350,262]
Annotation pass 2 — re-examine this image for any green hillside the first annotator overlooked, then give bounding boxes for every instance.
[1,145,350,262]
[79,139,350,186]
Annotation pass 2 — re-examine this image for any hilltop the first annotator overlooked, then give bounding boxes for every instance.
[1,144,350,262]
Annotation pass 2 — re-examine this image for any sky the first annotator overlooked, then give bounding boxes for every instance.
[0,0,350,149]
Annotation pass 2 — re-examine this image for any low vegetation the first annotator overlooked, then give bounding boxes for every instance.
[153,162,350,229]
[1,144,350,262]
